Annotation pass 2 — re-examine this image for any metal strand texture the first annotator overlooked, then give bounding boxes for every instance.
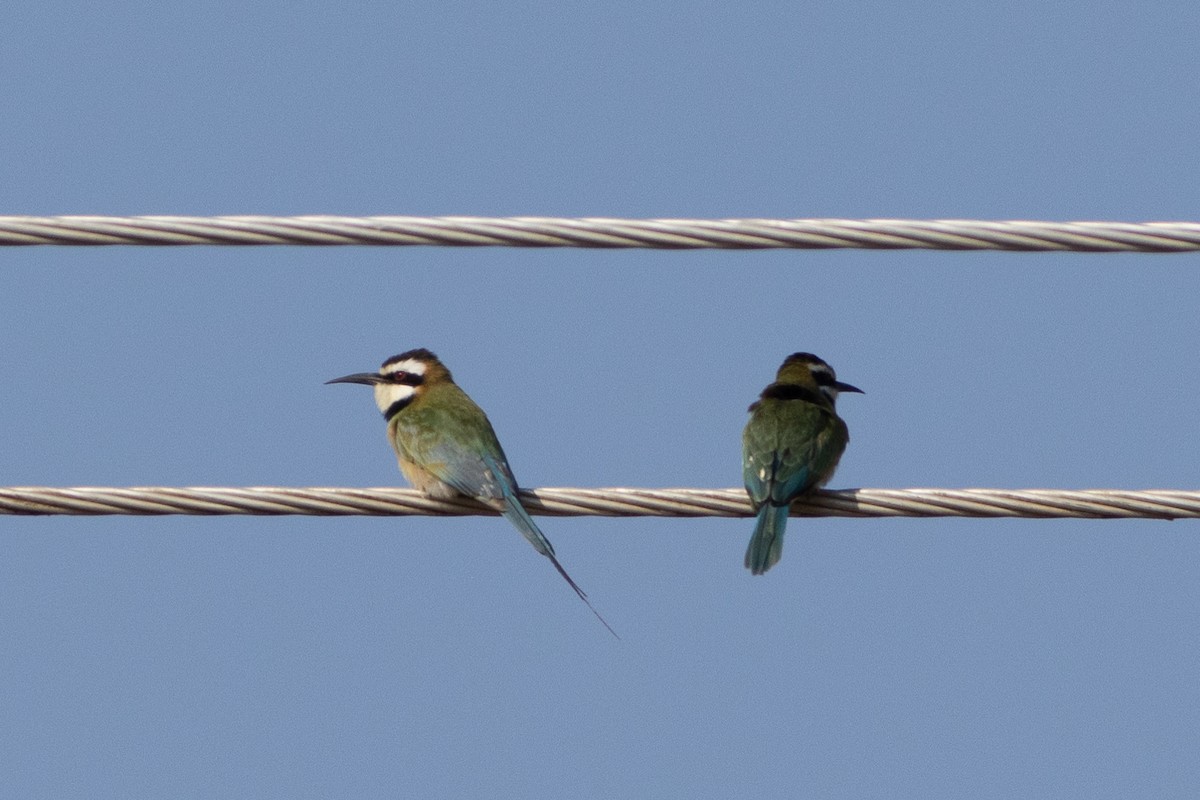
[0,487,1196,519]
[2,216,1200,251]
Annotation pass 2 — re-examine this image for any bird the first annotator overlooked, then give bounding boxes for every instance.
[327,348,616,636]
[742,352,862,575]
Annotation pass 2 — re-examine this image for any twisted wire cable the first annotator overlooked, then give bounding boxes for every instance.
[0,487,1197,519]
[2,216,1200,251]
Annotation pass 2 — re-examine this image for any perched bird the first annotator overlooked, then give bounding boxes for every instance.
[742,353,863,575]
[327,349,615,636]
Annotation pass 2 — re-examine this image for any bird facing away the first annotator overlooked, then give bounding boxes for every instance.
[742,353,863,575]
[327,349,616,636]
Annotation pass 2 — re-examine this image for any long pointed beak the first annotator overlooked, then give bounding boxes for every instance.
[835,381,864,394]
[325,372,384,386]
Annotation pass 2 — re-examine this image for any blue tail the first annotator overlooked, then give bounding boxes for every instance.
[498,490,556,557]
[499,489,619,638]
[745,503,790,575]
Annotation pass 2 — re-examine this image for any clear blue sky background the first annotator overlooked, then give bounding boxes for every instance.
[3,2,1199,797]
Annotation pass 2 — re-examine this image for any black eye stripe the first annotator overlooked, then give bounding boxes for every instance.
[811,369,836,385]
[389,371,425,387]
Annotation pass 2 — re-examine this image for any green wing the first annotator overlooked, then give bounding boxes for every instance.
[390,383,516,501]
[742,398,848,507]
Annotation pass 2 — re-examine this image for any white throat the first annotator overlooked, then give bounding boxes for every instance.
[374,382,416,414]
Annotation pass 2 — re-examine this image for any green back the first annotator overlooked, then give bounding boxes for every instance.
[742,395,849,507]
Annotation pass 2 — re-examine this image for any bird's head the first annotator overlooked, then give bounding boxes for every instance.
[326,348,452,419]
[775,352,863,405]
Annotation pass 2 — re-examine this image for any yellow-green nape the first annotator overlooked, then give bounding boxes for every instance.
[781,352,827,367]
[778,352,831,374]
[774,352,832,384]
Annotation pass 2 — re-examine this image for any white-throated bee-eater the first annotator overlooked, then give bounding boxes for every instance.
[742,352,862,575]
[327,348,616,637]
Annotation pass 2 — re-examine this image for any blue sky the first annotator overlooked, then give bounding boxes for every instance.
[3,2,1199,797]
